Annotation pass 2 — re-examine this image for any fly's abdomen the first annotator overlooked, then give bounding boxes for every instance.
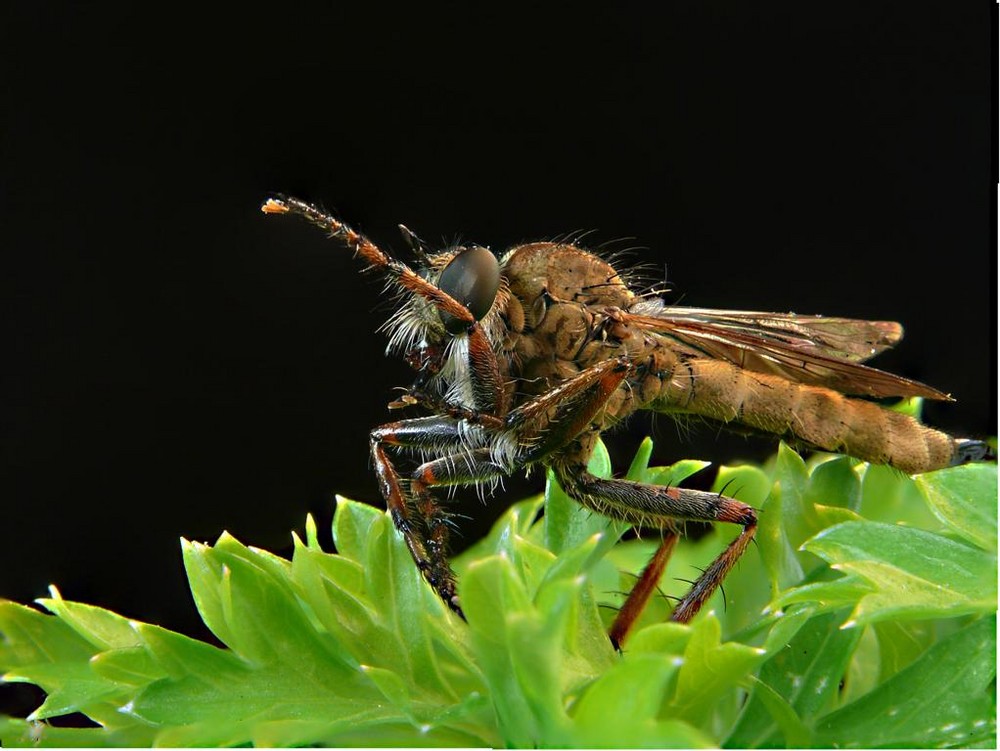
[651,357,958,473]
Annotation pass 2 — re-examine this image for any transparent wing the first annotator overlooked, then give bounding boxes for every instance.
[623,303,951,400]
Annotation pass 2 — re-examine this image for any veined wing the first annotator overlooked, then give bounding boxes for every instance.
[623,304,951,400]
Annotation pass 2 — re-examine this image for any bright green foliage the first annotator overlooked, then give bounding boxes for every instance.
[0,440,995,747]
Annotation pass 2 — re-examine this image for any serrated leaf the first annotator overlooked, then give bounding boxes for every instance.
[773,572,874,614]
[714,463,773,505]
[207,543,341,666]
[128,661,389,730]
[625,436,654,481]
[133,621,246,683]
[3,440,993,748]
[304,512,320,550]
[5,663,122,720]
[35,588,142,652]
[331,495,383,563]
[626,621,691,656]
[758,477,805,595]
[179,538,234,649]
[0,600,95,668]
[461,554,565,746]
[870,619,936,682]
[774,442,817,547]
[736,676,814,748]
[454,495,545,566]
[89,647,164,686]
[649,456,712,486]
[860,463,939,529]
[0,717,153,748]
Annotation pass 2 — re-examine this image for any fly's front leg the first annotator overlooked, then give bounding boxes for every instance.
[370,416,475,614]
[263,196,477,329]
[553,460,758,647]
[375,358,635,616]
[264,196,508,418]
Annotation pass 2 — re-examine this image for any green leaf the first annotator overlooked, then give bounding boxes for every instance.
[35,586,143,652]
[860,463,939,529]
[461,554,569,746]
[917,463,998,552]
[4,662,123,721]
[570,655,713,748]
[0,600,96,668]
[815,615,996,748]
[736,676,814,748]
[758,476,806,596]
[806,456,861,511]
[797,521,996,625]
[0,717,151,748]
[666,615,766,729]
[774,442,817,548]
[727,610,862,747]
[331,494,383,562]
[712,463,773,508]
[646,458,712,490]
[870,619,936,682]
[2,439,994,748]
[544,439,616,555]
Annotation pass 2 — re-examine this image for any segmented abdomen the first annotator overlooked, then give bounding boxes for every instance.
[650,357,957,473]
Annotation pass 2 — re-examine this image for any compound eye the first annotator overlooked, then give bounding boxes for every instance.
[437,246,501,334]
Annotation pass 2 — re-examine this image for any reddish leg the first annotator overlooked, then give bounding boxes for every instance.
[609,531,678,650]
[553,463,758,647]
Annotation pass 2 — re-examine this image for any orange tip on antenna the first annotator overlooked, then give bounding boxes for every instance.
[261,198,289,214]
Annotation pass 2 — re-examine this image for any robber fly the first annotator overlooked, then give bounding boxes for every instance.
[262,196,989,649]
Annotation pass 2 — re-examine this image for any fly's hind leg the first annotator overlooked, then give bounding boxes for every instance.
[608,530,679,650]
[552,458,758,647]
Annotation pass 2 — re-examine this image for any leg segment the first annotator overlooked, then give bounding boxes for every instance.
[409,448,513,615]
[553,462,757,645]
[608,531,678,650]
[263,196,476,327]
[370,357,638,613]
[369,416,471,614]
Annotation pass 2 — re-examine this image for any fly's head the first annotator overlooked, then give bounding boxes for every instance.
[380,227,511,407]
[261,197,512,411]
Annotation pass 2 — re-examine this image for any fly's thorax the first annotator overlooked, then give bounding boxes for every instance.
[502,242,634,319]
[502,242,635,398]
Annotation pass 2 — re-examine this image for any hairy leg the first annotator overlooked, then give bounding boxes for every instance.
[553,459,757,646]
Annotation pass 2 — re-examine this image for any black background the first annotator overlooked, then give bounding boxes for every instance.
[1,4,995,708]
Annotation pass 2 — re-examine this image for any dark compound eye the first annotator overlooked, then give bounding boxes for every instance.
[437,246,500,334]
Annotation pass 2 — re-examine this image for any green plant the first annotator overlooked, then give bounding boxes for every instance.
[1,438,995,747]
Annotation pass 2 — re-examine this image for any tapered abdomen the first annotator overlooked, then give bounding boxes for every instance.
[651,357,959,474]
